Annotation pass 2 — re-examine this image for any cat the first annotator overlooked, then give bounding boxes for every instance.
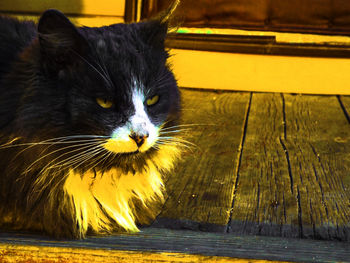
[0,2,182,239]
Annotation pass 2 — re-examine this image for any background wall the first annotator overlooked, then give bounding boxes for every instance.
[142,0,350,35]
[1,0,350,95]
[0,0,125,26]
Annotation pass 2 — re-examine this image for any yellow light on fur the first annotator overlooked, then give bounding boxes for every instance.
[96,98,113,108]
[62,143,181,238]
[146,95,159,106]
[104,138,138,153]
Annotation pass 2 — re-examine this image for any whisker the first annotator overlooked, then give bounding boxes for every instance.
[158,136,198,147]
[11,137,105,165]
[23,141,101,175]
[45,147,106,190]
[66,148,106,172]
[34,146,106,189]
[94,53,115,90]
[100,150,114,169]
[0,135,108,150]
[159,129,192,134]
[71,50,114,88]
[87,150,112,172]
[155,140,194,151]
[159,124,206,131]
[44,144,104,171]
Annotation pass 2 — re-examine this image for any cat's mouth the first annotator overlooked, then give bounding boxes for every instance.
[103,136,155,154]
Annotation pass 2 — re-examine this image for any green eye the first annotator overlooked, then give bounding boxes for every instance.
[96,98,113,109]
[146,95,159,106]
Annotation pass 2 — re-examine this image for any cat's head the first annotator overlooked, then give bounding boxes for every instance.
[14,8,181,171]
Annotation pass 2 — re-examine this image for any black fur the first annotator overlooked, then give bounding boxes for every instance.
[0,10,180,238]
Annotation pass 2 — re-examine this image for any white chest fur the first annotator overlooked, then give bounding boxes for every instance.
[63,143,180,237]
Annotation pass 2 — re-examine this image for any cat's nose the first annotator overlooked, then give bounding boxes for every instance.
[129,132,149,147]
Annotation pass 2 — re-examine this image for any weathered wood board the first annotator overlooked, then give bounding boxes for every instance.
[1,227,350,263]
[229,93,350,241]
[154,89,250,231]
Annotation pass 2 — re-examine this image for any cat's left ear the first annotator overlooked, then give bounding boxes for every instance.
[38,9,89,67]
[141,0,180,48]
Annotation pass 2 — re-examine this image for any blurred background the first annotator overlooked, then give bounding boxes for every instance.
[1,0,350,94]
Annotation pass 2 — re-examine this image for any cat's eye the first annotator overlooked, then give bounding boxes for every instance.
[96,98,113,109]
[146,95,159,106]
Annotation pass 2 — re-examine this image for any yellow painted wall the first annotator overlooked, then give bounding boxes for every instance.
[0,0,125,16]
[169,49,350,95]
[0,0,125,26]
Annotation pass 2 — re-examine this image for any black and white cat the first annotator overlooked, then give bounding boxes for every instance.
[0,3,181,239]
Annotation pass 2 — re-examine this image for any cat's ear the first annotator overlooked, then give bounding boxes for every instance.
[38,9,88,67]
[141,0,180,48]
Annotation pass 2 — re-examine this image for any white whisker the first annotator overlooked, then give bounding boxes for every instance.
[24,141,102,175]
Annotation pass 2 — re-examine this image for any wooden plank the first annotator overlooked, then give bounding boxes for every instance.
[228,93,298,237]
[154,89,250,231]
[0,245,252,263]
[0,0,125,17]
[1,227,349,262]
[283,94,350,240]
[230,93,350,240]
[338,96,350,123]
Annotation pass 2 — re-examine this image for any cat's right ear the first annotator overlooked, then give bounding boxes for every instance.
[38,9,88,69]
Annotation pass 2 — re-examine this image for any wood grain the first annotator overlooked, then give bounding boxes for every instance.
[229,93,350,240]
[228,93,298,237]
[154,89,250,231]
[0,244,253,263]
[283,94,350,240]
[1,227,349,262]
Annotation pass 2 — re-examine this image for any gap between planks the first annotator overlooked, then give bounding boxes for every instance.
[154,88,251,231]
[229,93,350,241]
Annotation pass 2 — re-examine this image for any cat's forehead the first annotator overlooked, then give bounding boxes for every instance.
[77,23,168,97]
[82,24,143,54]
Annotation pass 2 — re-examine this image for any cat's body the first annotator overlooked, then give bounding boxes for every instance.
[0,8,181,239]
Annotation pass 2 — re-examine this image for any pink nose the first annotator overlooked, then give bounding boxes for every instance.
[129,132,149,147]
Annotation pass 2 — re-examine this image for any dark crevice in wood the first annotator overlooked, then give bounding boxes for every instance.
[282,190,287,224]
[281,93,287,140]
[278,137,293,195]
[279,93,295,196]
[157,89,250,231]
[337,96,350,124]
[309,144,331,187]
[297,187,303,238]
[226,92,252,233]
[255,182,261,222]
[311,163,331,240]
[308,196,317,238]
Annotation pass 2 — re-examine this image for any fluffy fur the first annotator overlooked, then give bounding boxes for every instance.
[0,6,181,239]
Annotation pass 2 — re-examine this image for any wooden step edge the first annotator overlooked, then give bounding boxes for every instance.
[0,243,287,263]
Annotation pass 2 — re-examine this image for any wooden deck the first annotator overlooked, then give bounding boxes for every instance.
[1,88,350,262]
[156,88,350,240]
